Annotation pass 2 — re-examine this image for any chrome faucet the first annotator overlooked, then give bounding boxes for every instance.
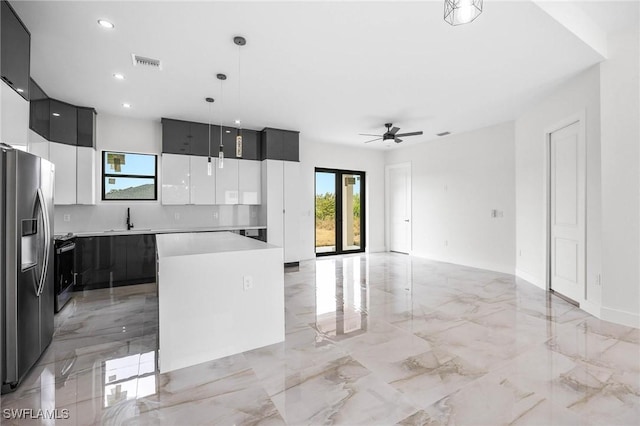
[126,208,134,230]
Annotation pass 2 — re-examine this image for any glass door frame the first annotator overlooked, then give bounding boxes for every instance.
[315,168,366,257]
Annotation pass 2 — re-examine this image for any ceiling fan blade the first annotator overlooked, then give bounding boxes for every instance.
[389,127,400,135]
[364,138,382,144]
[394,138,403,143]
[359,133,382,137]
[395,131,423,137]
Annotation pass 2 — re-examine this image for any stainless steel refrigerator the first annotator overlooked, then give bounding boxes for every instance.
[1,144,55,394]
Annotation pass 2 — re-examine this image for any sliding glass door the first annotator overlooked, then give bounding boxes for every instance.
[315,168,365,256]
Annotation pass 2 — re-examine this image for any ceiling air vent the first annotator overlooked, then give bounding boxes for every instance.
[436,131,451,137]
[131,54,162,70]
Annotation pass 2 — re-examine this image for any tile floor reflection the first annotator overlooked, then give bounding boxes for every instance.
[1,253,639,425]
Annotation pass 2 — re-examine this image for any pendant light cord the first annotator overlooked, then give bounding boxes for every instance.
[237,44,241,130]
[219,78,224,148]
[208,101,212,158]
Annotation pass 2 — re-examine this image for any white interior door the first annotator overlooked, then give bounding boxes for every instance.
[550,121,585,303]
[388,164,411,254]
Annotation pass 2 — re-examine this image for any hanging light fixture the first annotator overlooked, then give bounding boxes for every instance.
[234,36,246,158]
[205,97,215,176]
[217,73,227,169]
[444,0,483,26]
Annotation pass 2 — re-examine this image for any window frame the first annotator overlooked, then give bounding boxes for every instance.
[101,150,158,201]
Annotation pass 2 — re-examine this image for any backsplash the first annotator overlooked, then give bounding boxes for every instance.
[53,204,261,235]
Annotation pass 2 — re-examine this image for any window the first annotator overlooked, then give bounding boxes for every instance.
[102,151,157,201]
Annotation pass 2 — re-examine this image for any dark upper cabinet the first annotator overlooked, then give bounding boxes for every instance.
[1,1,30,100]
[222,126,238,158]
[221,127,260,160]
[282,130,300,162]
[189,122,213,157]
[162,118,220,156]
[261,128,283,160]
[241,129,260,160]
[262,128,299,161]
[162,117,267,161]
[29,79,49,139]
[49,100,77,145]
[77,107,97,147]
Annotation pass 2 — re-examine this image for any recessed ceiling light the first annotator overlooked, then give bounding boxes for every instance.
[98,19,114,29]
[436,131,451,137]
[52,112,60,117]
[16,88,24,93]
[113,73,125,80]
[122,103,131,108]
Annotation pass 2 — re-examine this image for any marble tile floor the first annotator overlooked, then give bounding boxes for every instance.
[1,253,639,425]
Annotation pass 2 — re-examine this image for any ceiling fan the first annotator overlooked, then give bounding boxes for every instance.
[360,123,423,144]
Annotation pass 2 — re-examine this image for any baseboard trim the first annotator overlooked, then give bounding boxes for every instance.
[580,300,601,318]
[515,269,545,290]
[410,251,514,275]
[601,306,640,329]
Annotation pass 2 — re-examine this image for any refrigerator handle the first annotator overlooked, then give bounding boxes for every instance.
[36,188,51,297]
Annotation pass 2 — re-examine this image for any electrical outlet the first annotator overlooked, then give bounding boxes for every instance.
[243,275,253,291]
[596,274,601,286]
[519,250,522,257]
[63,214,71,222]
[445,240,448,247]
[174,212,180,221]
[213,211,219,219]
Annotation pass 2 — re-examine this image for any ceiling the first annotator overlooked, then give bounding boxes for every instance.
[12,1,637,149]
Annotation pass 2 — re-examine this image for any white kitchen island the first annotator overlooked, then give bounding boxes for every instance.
[155,231,284,373]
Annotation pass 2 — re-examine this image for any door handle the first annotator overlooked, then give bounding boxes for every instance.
[404,219,410,222]
[36,188,51,297]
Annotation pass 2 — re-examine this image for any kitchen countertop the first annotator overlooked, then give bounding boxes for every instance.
[156,231,276,258]
[68,225,266,238]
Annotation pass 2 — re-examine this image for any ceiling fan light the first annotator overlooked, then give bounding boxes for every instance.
[444,0,483,26]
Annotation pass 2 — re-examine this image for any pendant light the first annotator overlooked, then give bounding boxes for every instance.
[444,0,483,26]
[217,73,227,169]
[205,97,214,176]
[234,36,246,158]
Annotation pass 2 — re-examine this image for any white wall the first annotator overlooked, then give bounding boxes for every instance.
[298,139,386,260]
[514,65,602,305]
[385,122,516,274]
[54,114,259,234]
[600,26,640,327]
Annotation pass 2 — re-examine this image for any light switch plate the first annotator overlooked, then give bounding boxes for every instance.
[63,214,71,222]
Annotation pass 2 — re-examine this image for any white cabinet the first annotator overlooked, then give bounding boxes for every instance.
[216,158,239,205]
[1,81,29,150]
[49,142,77,205]
[262,159,300,264]
[161,154,190,205]
[283,161,300,263]
[239,159,261,205]
[43,141,95,205]
[162,155,260,206]
[189,156,216,205]
[28,129,49,160]
[263,160,284,248]
[76,146,95,205]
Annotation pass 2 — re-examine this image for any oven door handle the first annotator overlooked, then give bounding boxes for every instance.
[56,243,76,254]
